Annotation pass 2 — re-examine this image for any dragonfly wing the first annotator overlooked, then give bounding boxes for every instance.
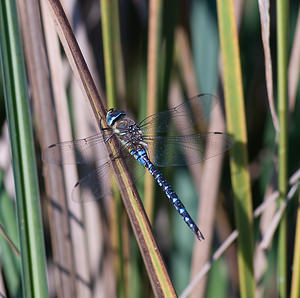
[139,94,218,134]
[144,132,234,167]
[71,158,140,202]
[72,161,113,202]
[42,131,112,165]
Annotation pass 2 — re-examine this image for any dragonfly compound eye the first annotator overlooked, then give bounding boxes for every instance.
[106,109,126,126]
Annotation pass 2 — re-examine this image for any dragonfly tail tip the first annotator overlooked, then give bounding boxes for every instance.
[196,231,205,241]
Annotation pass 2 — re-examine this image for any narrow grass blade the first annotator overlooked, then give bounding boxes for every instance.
[111,0,126,100]
[216,1,255,297]
[0,171,21,297]
[288,6,300,111]
[100,1,128,296]
[277,0,289,296]
[100,0,116,108]
[0,1,48,297]
[144,0,163,221]
[258,0,279,132]
[291,190,300,298]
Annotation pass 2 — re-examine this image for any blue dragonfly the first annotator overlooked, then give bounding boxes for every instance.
[43,94,233,240]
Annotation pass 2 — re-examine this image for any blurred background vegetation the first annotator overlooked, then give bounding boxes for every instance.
[0,0,300,297]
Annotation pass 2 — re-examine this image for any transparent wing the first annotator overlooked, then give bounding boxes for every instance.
[139,94,218,135]
[72,159,139,202]
[144,132,234,167]
[42,131,112,165]
[72,161,113,202]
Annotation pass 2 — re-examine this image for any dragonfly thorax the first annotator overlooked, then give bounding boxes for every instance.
[108,113,148,151]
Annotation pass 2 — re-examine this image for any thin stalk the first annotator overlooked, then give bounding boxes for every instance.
[216,1,255,297]
[258,0,279,132]
[276,0,289,297]
[100,1,128,297]
[144,0,163,221]
[0,0,48,297]
[100,0,116,108]
[291,190,300,298]
[0,171,21,297]
[0,223,20,257]
[111,0,126,101]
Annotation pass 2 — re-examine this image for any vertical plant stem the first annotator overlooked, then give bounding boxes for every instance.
[144,0,163,221]
[111,0,126,100]
[216,1,255,297]
[0,172,21,297]
[0,0,48,297]
[277,0,288,297]
[100,1,127,297]
[291,190,300,298]
[101,0,116,108]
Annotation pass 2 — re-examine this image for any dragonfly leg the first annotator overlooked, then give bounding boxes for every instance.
[104,133,114,143]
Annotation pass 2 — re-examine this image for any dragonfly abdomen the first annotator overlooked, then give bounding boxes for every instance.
[131,148,204,241]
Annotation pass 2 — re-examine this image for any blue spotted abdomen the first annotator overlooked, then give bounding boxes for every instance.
[131,148,204,241]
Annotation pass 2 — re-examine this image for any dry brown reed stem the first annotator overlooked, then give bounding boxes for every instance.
[144,0,162,221]
[258,0,279,132]
[288,6,300,112]
[175,27,227,298]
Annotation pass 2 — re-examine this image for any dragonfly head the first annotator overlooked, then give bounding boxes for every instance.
[106,108,126,127]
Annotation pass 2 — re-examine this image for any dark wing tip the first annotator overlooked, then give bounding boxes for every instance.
[42,145,59,164]
[213,131,235,149]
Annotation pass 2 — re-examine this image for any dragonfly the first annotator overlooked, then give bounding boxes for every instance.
[43,94,234,240]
